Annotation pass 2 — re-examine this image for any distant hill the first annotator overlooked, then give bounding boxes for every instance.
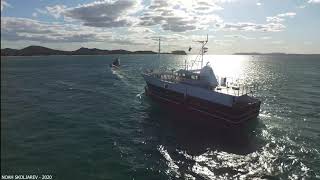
[1,46,69,56]
[1,46,187,56]
[171,50,187,55]
[132,51,157,54]
[71,47,108,55]
[1,48,19,56]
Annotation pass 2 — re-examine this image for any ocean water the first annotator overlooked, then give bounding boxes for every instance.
[1,54,320,179]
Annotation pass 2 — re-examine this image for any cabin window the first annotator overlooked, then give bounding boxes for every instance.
[191,75,199,80]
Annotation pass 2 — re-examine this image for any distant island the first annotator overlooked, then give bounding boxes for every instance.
[234,52,320,55]
[1,46,187,56]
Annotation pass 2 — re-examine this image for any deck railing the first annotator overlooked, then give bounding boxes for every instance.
[215,83,260,97]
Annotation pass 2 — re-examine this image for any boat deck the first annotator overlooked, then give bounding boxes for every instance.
[214,86,253,97]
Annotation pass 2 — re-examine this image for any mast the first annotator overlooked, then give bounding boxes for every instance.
[201,42,204,68]
[189,34,209,70]
[156,37,161,69]
[158,37,161,58]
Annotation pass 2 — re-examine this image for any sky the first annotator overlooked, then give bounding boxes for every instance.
[1,0,320,54]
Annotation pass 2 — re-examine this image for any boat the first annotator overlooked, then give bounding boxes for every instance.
[110,57,120,68]
[142,36,261,126]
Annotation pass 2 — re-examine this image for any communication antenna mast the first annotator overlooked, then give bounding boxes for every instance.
[193,34,208,68]
[202,34,208,67]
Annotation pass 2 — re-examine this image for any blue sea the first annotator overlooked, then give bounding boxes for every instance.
[1,54,320,179]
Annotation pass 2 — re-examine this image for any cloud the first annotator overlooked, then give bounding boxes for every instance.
[277,12,296,18]
[46,5,67,19]
[221,22,285,32]
[139,0,287,33]
[1,0,11,11]
[45,0,142,28]
[266,16,284,23]
[261,36,272,40]
[1,17,99,42]
[308,0,320,4]
[127,27,155,34]
[213,39,234,46]
[23,0,304,38]
[1,16,145,46]
[36,8,47,15]
[139,0,224,32]
[266,12,296,23]
[0,0,296,47]
[224,34,255,40]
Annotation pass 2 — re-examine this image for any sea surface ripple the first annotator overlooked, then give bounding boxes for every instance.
[1,54,320,179]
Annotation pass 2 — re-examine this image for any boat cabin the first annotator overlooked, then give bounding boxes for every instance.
[156,65,219,90]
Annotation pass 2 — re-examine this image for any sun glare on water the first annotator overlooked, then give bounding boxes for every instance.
[183,55,247,80]
[206,55,246,78]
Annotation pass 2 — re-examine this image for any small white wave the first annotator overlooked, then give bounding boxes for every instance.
[158,145,181,178]
[111,68,131,86]
[136,91,145,99]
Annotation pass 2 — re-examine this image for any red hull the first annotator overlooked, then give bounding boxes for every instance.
[145,85,260,127]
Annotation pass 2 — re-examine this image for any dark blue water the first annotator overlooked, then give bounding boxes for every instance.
[1,55,320,179]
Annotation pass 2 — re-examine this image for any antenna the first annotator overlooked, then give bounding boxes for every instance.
[201,34,208,68]
[157,37,161,69]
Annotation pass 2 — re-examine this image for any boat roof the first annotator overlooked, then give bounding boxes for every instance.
[176,69,200,75]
